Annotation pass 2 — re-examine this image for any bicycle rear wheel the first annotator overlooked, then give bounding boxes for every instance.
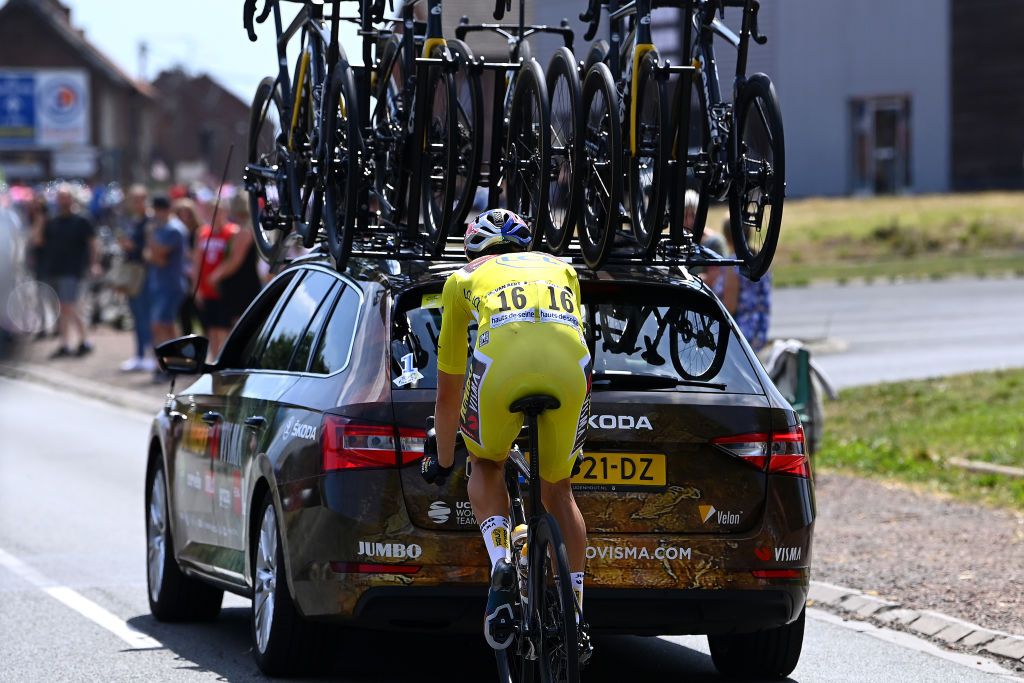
[729,73,785,281]
[527,514,579,683]
[246,77,289,263]
[577,63,621,269]
[545,46,582,255]
[668,70,712,246]
[421,64,458,255]
[628,50,669,258]
[323,57,361,273]
[506,58,551,250]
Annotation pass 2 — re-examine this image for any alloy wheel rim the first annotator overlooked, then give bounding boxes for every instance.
[254,504,278,654]
[147,470,166,603]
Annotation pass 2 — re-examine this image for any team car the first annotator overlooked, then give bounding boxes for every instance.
[145,255,814,678]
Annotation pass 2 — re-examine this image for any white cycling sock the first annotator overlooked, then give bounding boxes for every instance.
[480,516,511,570]
[571,572,585,623]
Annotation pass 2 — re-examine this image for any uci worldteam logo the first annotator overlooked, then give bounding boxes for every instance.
[40,78,85,124]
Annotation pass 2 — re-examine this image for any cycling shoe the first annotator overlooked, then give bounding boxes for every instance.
[484,560,518,650]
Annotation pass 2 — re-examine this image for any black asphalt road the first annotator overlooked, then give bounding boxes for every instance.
[0,379,1018,682]
[771,278,1024,388]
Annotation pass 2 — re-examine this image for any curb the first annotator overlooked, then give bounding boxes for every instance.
[0,362,159,416]
[809,580,1024,667]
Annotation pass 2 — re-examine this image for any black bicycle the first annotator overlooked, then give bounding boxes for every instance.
[578,0,677,267]
[492,395,582,683]
[455,0,576,249]
[670,0,785,280]
[363,0,458,258]
[243,0,353,266]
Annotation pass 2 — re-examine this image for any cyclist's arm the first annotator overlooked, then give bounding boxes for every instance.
[434,272,470,468]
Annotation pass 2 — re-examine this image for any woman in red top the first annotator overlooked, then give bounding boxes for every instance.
[192,205,239,358]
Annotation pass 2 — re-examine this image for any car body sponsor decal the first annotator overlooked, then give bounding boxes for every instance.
[586,543,692,562]
[429,500,477,525]
[754,545,803,562]
[699,505,742,525]
[357,541,423,560]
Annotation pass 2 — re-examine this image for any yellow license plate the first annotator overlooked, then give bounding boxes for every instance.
[572,453,666,488]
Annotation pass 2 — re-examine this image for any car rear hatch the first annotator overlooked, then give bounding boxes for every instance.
[390,275,772,535]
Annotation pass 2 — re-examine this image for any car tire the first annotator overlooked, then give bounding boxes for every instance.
[146,458,223,622]
[251,490,331,676]
[707,607,805,679]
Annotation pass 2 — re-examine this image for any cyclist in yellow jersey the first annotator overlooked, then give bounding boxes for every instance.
[420,210,592,658]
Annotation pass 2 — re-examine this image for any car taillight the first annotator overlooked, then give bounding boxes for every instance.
[321,416,426,471]
[711,426,809,478]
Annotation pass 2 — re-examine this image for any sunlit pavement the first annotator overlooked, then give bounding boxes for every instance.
[0,378,1019,682]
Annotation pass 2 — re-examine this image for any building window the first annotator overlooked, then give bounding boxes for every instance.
[850,96,912,195]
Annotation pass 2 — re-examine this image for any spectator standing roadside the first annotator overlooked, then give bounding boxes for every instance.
[173,198,202,335]
[719,217,772,354]
[117,185,155,372]
[218,191,265,327]
[145,196,188,381]
[25,195,54,339]
[192,202,239,358]
[42,184,98,358]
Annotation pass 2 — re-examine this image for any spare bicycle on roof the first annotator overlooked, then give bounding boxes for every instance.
[241,0,785,281]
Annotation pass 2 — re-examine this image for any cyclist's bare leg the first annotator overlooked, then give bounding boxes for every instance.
[540,478,586,573]
[467,454,510,523]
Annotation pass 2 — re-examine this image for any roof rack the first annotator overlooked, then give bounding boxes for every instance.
[286,224,744,272]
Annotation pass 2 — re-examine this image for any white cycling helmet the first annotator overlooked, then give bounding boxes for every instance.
[464,209,532,257]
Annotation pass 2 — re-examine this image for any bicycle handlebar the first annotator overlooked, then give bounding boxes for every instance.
[243,0,274,42]
[579,0,602,41]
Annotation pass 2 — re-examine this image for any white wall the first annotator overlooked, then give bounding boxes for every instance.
[769,0,950,196]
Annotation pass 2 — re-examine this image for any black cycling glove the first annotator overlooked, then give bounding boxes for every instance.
[420,417,454,486]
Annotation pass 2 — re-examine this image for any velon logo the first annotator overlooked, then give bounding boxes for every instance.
[587,415,653,430]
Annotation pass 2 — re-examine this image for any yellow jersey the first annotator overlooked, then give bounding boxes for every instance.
[436,251,586,375]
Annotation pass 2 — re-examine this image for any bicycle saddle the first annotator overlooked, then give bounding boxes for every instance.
[509,394,561,415]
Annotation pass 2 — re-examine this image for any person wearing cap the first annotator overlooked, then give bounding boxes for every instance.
[144,195,188,380]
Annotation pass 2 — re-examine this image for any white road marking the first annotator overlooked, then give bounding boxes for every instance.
[807,608,1023,681]
[0,546,162,650]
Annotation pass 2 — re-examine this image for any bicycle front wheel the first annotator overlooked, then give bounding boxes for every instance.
[577,63,621,269]
[729,73,785,281]
[506,58,551,250]
[421,64,458,255]
[545,46,582,255]
[445,39,484,233]
[628,50,669,258]
[323,57,361,273]
[246,77,288,263]
[527,514,579,683]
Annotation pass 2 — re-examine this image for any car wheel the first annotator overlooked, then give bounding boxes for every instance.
[146,459,223,621]
[251,491,331,676]
[708,607,805,679]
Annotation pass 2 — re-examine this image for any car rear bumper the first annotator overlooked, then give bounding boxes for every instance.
[302,583,806,636]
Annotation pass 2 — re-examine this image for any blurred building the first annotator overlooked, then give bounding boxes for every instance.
[150,69,250,184]
[649,0,1024,196]
[0,0,157,184]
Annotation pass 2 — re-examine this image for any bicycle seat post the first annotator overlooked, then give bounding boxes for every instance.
[509,394,561,520]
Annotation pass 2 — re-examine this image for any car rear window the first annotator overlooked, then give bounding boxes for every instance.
[392,279,763,395]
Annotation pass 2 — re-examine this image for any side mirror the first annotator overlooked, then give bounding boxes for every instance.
[155,335,210,374]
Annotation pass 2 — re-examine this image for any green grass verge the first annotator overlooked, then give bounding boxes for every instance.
[704,192,1024,286]
[817,369,1024,509]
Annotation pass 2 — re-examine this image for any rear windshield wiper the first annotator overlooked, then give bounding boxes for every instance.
[591,371,726,391]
